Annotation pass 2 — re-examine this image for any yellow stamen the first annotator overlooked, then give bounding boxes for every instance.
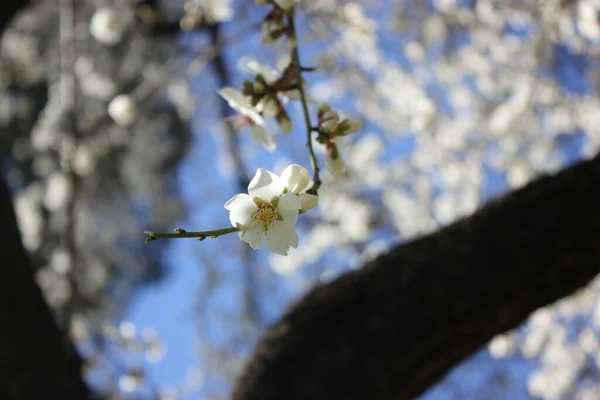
[252,201,278,232]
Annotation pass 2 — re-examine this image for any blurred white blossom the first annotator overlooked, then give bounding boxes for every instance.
[108,94,137,126]
[90,7,126,45]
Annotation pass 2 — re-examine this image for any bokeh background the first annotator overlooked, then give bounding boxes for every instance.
[2,0,600,399]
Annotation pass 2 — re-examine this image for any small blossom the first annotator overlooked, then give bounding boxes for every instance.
[218,87,276,151]
[90,7,125,45]
[108,94,137,126]
[224,168,301,255]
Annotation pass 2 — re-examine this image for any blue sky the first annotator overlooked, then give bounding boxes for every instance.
[123,4,596,399]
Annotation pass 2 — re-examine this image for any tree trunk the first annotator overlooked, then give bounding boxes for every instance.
[233,153,600,400]
[0,3,90,399]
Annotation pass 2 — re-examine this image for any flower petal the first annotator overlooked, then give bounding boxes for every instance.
[256,96,279,118]
[218,87,251,113]
[277,193,301,225]
[298,193,318,212]
[325,151,346,176]
[279,164,309,194]
[265,222,298,256]
[249,125,277,152]
[248,168,285,201]
[239,226,265,250]
[224,193,257,228]
[246,60,280,82]
[219,88,265,125]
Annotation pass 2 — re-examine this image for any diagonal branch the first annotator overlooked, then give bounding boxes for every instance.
[233,152,600,400]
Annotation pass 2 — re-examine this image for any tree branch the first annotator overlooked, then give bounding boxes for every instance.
[0,176,90,399]
[233,153,600,400]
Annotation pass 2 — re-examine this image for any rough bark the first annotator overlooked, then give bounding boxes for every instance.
[0,3,90,400]
[233,153,600,400]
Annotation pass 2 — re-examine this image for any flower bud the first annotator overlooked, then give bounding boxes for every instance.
[280,164,309,194]
[320,110,339,122]
[338,118,363,136]
[321,119,339,134]
[318,103,332,118]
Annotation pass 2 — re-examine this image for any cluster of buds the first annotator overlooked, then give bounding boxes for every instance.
[241,68,295,133]
[315,103,363,176]
[257,0,295,42]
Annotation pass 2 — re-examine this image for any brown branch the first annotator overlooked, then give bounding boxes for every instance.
[233,152,600,400]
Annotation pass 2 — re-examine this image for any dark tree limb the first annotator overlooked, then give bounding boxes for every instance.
[0,1,28,36]
[0,177,90,399]
[0,2,90,399]
[233,153,600,400]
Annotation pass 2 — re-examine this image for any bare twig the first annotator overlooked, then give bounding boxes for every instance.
[287,11,321,195]
[144,227,239,243]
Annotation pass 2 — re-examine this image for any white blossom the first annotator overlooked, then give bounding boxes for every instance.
[218,87,276,151]
[225,167,307,255]
[90,7,125,46]
[108,94,137,127]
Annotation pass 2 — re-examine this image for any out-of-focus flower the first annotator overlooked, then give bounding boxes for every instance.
[90,7,125,45]
[218,87,277,151]
[108,95,137,127]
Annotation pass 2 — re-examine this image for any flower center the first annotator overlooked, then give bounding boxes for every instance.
[252,201,279,232]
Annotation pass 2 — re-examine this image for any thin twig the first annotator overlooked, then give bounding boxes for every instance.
[59,0,83,325]
[287,11,321,195]
[144,227,239,243]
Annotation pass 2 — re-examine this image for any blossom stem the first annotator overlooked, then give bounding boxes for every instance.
[144,227,239,243]
[287,11,321,195]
